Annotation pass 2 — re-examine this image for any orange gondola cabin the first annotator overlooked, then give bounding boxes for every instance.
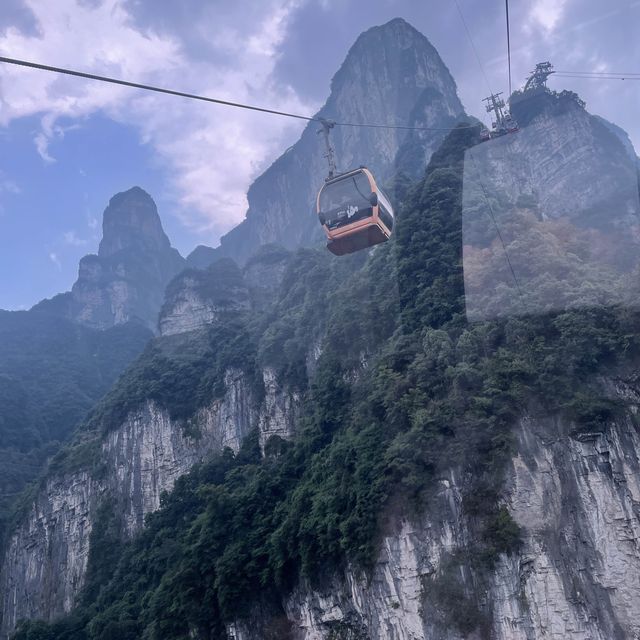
[317,167,394,256]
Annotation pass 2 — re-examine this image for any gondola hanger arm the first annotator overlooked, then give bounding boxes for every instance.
[317,118,337,180]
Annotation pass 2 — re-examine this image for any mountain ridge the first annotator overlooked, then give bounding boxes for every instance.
[32,187,185,332]
[188,17,468,267]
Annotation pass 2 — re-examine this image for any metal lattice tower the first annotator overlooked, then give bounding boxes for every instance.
[523,62,555,92]
[482,91,519,136]
[483,92,507,129]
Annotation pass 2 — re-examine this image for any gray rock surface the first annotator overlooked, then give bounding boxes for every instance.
[195,18,467,267]
[0,368,259,635]
[159,258,250,336]
[473,95,639,229]
[462,92,640,321]
[227,384,640,639]
[1,471,102,632]
[242,244,292,310]
[34,187,185,331]
[258,367,300,451]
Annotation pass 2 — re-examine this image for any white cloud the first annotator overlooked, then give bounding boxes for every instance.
[48,251,61,269]
[0,173,20,194]
[0,171,20,216]
[0,0,317,240]
[34,130,55,163]
[63,230,87,246]
[32,113,81,163]
[527,0,568,34]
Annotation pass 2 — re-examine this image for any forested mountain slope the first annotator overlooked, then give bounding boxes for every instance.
[7,122,640,639]
[0,187,187,555]
[0,312,151,548]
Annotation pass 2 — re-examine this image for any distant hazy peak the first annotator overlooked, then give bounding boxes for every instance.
[99,186,171,258]
[330,16,458,95]
[348,17,437,53]
[34,186,185,331]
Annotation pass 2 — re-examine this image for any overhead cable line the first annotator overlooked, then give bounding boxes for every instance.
[0,55,475,132]
[554,74,640,81]
[453,0,494,96]
[555,70,640,76]
[505,0,513,97]
[328,119,474,131]
[0,55,316,121]
[469,153,526,307]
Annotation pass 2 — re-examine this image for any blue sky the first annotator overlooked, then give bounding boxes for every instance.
[1,0,639,309]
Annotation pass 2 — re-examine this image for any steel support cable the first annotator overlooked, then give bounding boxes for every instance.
[555,70,640,76]
[554,74,640,81]
[453,0,495,97]
[0,55,476,132]
[469,151,526,308]
[505,0,513,97]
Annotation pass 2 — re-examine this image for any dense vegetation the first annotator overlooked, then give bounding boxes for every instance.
[510,86,587,127]
[12,125,640,639]
[0,313,151,544]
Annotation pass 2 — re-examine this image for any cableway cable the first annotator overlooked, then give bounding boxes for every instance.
[553,69,640,81]
[0,55,316,122]
[469,152,526,308]
[505,0,513,97]
[554,74,640,81]
[453,0,494,97]
[555,70,640,76]
[0,55,476,132]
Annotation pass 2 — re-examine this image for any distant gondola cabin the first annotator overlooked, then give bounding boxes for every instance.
[317,167,394,256]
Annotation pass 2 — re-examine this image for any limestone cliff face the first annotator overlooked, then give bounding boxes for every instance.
[8,376,639,639]
[104,379,255,536]
[462,92,640,321]
[203,18,466,266]
[1,472,101,633]
[34,187,185,332]
[258,367,300,451]
[227,381,640,640]
[0,240,303,635]
[159,259,251,336]
[160,248,292,335]
[0,370,259,634]
[243,244,292,311]
[476,93,640,230]
[0,361,303,635]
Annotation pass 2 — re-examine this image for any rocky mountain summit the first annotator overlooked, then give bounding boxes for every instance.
[484,90,639,229]
[462,89,640,321]
[34,187,185,332]
[0,188,178,568]
[190,17,468,267]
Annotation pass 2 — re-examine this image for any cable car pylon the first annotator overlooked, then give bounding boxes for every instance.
[481,92,519,139]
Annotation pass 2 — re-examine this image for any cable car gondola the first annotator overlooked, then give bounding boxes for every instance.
[317,167,394,256]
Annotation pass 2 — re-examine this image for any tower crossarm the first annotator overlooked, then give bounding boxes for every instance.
[523,61,555,92]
